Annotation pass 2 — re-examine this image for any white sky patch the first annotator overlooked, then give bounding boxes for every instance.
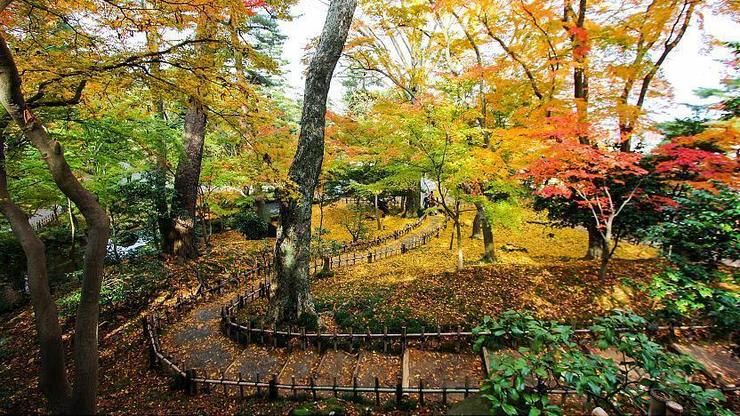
[279,2,739,117]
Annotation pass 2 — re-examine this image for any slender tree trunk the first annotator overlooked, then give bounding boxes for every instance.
[471,203,482,238]
[1,34,110,414]
[0,120,71,413]
[67,198,77,258]
[598,233,613,280]
[455,219,463,271]
[110,210,120,263]
[165,97,206,260]
[270,0,357,324]
[374,193,381,231]
[481,212,495,262]
[146,30,174,253]
[455,202,463,271]
[585,223,604,260]
[403,186,420,217]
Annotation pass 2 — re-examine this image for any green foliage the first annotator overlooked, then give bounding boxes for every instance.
[473,310,732,416]
[232,209,269,240]
[649,188,739,266]
[657,117,709,139]
[56,258,165,317]
[0,231,25,288]
[315,289,434,333]
[646,187,739,328]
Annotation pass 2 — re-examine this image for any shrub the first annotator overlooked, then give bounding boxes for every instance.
[473,310,732,416]
[232,210,269,240]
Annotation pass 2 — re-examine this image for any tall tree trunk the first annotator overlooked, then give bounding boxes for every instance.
[146,30,174,253]
[598,227,613,280]
[0,120,71,413]
[270,0,357,324]
[455,201,463,271]
[165,97,206,260]
[374,193,381,231]
[455,219,464,271]
[481,209,496,262]
[67,198,77,258]
[585,223,604,260]
[470,204,482,238]
[163,16,213,261]
[1,34,110,414]
[403,185,420,217]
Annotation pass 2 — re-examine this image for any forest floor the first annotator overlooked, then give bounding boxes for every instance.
[1,203,734,415]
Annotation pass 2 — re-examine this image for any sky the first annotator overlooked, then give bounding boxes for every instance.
[278,0,739,121]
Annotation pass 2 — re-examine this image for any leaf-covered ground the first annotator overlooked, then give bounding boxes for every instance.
[312,208,661,332]
[0,205,667,414]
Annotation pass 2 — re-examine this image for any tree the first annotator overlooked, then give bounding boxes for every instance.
[270,0,357,324]
[0,32,110,414]
[612,0,697,152]
[527,143,649,279]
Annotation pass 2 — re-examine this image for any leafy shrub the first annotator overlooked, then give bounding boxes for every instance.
[232,210,269,240]
[646,187,740,329]
[473,310,732,416]
[56,258,165,317]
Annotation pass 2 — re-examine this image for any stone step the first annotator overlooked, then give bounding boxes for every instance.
[314,350,359,387]
[277,349,323,385]
[407,348,483,401]
[226,344,288,381]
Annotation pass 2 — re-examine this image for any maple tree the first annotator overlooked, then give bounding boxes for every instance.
[527,143,650,279]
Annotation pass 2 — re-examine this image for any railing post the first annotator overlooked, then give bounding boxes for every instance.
[383,326,388,353]
[402,326,407,352]
[375,376,380,405]
[310,376,317,401]
[419,379,424,406]
[395,375,403,407]
[238,372,244,398]
[353,376,359,401]
[269,374,278,400]
[142,317,156,369]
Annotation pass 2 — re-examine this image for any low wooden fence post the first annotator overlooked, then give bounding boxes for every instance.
[374,376,380,405]
[395,375,403,407]
[142,317,156,369]
[269,374,278,400]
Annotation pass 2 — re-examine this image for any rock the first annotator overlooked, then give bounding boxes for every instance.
[0,284,22,312]
[501,243,528,253]
[448,395,491,415]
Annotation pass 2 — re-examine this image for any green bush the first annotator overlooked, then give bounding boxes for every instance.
[473,310,732,416]
[56,258,164,317]
[646,187,740,328]
[232,210,269,240]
